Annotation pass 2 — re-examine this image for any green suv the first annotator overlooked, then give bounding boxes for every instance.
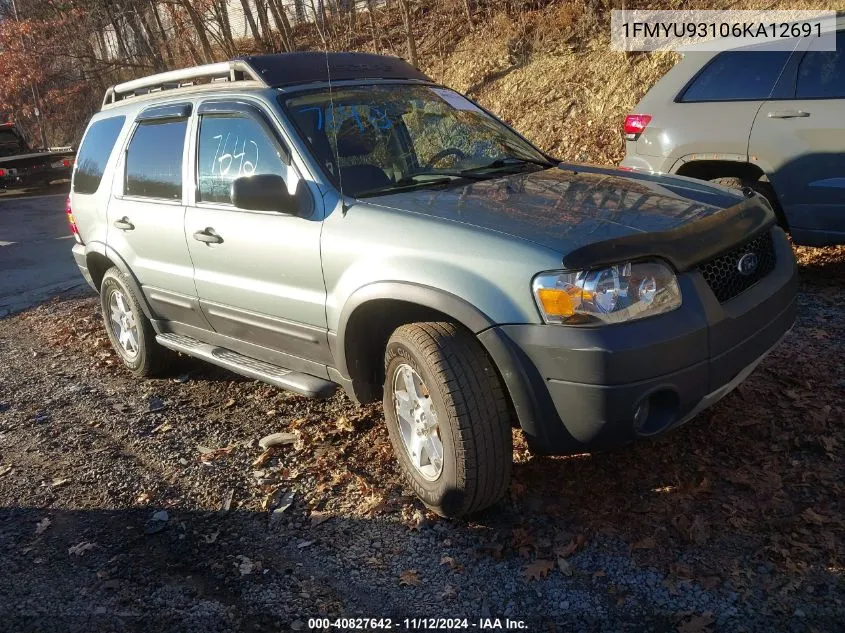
[69,53,797,516]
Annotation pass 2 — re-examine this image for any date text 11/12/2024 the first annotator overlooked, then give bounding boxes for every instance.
[307,618,529,630]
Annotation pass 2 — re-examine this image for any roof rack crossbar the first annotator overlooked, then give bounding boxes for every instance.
[102,60,266,108]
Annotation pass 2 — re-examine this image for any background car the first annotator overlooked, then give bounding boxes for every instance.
[621,19,844,246]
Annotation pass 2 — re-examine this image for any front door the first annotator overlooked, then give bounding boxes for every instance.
[749,30,845,243]
[184,100,330,367]
[107,105,208,328]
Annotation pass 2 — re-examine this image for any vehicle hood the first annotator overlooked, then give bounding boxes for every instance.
[363,165,743,256]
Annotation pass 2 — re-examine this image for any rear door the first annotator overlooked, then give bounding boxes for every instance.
[638,47,793,168]
[184,99,331,368]
[749,30,845,243]
[107,104,208,328]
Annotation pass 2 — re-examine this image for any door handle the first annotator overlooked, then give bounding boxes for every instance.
[768,110,811,119]
[113,217,135,231]
[193,228,223,244]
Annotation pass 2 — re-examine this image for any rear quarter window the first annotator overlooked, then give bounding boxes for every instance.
[73,116,126,194]
[679,50,791,102]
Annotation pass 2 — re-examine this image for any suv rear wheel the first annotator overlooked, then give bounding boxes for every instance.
[100,267,172,377]
[382,322,512,517]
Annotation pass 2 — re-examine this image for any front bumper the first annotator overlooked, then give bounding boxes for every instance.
[479,227,797,454]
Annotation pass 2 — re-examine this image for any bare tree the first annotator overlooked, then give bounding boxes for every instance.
[397,0,417,66]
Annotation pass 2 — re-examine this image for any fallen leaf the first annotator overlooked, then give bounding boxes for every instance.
[200,445,235,463]
[677,612,714,633]
[441,584,457,599]
[68,542,96,556]
[219,489,234,512]
[152,422,172,433]
[335,416,354,432]
[399,569,421,586]
[802,508,829,525]
[0,465,12,477]
[523,559,555,581]
[223,398,236,409]
[203,530,220,544]
[236,555,260,575]
[251,449,274,468]
[35,517,51,534]
[440,555,463,571]
[632,536,656,550]
[557,556,573,576]
[310,511,331,527]
[555,534,586,559]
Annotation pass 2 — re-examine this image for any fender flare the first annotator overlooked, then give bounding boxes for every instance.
[85,242,155,319]
[333,281,496,379]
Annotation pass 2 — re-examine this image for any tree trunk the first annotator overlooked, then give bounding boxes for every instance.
[179,0,216,63]
[239,0,269,51]
[211,0,236,55]
[147,0,175,66]
[253,0,275,49]
[127,5,165,71]
[267,0,295,52]
[397,0,417,66]
[365,0,379,53]
[105,3,131,61]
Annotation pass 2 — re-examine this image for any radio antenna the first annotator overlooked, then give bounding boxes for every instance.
[324,49,347,214]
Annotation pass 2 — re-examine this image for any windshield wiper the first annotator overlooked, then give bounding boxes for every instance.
[355,177,458,199]
[459,156,557,175]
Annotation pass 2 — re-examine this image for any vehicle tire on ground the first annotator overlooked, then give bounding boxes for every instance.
[382,322,512,517]
[709,176,787,228]
[100,266,172,377]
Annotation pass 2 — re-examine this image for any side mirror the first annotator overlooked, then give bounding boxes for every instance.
[230,174,302,215]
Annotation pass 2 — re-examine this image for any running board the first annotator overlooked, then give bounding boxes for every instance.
[156,333,337,399]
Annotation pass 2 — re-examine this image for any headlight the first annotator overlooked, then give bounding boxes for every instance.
[532,260,681,325]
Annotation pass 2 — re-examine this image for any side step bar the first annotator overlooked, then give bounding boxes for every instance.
[156,333,337,399]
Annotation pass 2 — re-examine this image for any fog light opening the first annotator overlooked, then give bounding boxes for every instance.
[634,390,680,437]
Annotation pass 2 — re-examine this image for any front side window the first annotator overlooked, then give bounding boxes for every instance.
[125,118,187,199]
[197,114,287,204]
[73,116,125,194]
[282,84,551,197]
[680,50,790,102]
[796,31,845,99]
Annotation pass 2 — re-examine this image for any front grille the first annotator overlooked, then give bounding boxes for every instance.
[698,231,776,302]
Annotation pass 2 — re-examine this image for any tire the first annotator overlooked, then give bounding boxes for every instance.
[709,176,787,228]
[100,267,172,377]
[382,322,512,517]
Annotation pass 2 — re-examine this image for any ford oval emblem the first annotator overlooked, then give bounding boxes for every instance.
[737,252,759,276]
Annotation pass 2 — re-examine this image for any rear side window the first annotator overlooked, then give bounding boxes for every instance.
[73,116,125,194]
[125,118,187,200]
[796,32,845,99]
[680,50,790,102]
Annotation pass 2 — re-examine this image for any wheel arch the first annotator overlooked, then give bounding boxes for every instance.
[84,242,154,319]
[332,282,498,404]
[674,159,767,182]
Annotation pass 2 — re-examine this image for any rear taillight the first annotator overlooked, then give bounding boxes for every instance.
[0,168,5,177]
[65,196,83,244]
[624,114,652,140]
[63,159,72,168]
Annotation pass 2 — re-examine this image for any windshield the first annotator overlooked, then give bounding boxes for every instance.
[281,83,551,197]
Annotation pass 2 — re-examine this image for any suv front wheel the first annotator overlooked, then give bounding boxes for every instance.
[382,322,512,517]
[100,267,172,377]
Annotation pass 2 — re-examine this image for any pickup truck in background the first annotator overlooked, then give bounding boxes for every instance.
[0,121,75,189]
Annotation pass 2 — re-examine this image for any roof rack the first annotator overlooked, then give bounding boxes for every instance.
[102,60,266,108]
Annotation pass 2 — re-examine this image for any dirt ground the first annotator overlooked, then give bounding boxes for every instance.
[0,245,843,633]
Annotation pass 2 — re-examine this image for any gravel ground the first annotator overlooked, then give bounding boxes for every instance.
[0,245,843,633]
